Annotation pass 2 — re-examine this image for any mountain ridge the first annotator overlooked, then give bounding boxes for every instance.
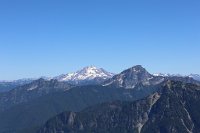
[1,66,200,93]
[1,65,200,133]
[38,80,200,133]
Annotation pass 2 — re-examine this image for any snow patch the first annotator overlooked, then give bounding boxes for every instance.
[27,85,38,91]
[181,119,193,133]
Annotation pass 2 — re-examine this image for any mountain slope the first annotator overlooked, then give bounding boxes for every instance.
[38,80,200,133]
[0,79,34,92]
[189,74,200,81]
[153,73,200,82]
[0,78,73,112]
[0,84,160,133]
[38,93,160,133]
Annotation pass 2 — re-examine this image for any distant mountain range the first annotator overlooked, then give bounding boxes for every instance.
[1,66,199,92]
[0,65,200,133]
[0,66,113,92]
[0,78,34,92]
[153,73,200,81]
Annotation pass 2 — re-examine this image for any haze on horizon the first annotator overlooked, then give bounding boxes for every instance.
[0,0,199,80]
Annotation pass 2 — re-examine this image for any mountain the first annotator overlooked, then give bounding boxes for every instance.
[103,65,200,89]
[0,78,34,92]
[189,74,200,81]
[153,73,200,82]
[0,66,165,133]
[38,80,200,133]
[166,76,200,86]
[153,73,200,85]
[153,73,183,77]
[0,78,35,84]
[0,78,73,112]
[0,84,160,133]
[54,66,114,85]
[103,65,164,89]
[1,65,200,133]
[0,82,20,92]
[0,66,113,92]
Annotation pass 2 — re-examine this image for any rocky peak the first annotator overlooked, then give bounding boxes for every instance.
[103,65,164,89]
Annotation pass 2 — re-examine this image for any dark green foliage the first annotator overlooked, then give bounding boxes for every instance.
[0,80,34,92]
[0,83,16,92]
[0,85,159,133]
[0,79,73,112]
[38,81,200,133]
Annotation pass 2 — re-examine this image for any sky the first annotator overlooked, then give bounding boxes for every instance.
[0,0,200,80]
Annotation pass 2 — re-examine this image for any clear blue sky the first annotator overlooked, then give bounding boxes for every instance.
[0,0,200,80]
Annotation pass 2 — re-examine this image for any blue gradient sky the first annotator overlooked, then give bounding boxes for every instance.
[0,0,200,80]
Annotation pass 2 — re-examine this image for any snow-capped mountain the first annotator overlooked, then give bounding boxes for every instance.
[54,66,114,85]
